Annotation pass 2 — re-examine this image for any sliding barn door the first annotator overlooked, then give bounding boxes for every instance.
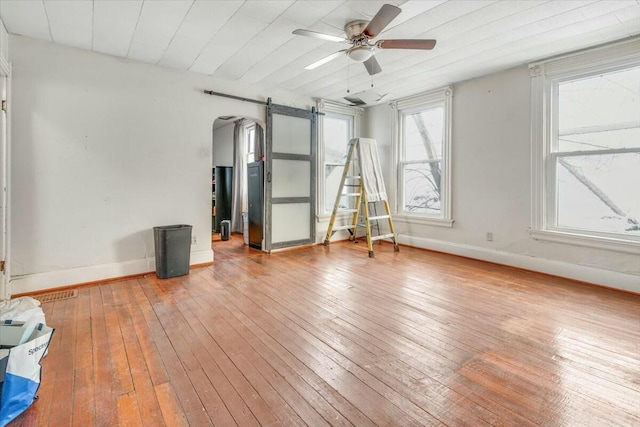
[265,103,316,251]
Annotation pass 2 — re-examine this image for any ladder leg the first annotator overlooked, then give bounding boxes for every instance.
[371,202,381,243]
[350,188,362,242]
[324,142,357,245]
[383,200,400,252]
[362,191,374,257]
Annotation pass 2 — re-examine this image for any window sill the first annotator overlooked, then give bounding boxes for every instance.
[394,215,454,228]
[528,228,640,254]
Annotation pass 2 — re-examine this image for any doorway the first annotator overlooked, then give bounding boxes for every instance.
[211,117,263,249]
[209,99,318,256]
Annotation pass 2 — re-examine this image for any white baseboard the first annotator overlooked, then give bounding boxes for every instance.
[398,235,640,294]
[10,249,214,295]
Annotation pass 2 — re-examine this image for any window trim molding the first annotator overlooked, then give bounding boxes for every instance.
[390,86,453,224]
[394,215,454,228]
[529,36,640,251]
[316,99,362,221]
[528,229,640,255]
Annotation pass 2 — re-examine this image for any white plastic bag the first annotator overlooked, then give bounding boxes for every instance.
[0,297,45,327]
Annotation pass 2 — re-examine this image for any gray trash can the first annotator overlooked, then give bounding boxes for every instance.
[221,219,230,241]
[153,224,192,279]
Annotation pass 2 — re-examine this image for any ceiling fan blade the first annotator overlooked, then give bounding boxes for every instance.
[292,29,345,43]
[377,39,437,50]
[363,55,382,75]
[363,4,401,38]
[305,50,346,70]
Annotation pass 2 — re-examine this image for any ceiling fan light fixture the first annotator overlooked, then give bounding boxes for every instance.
[347,46,373,62]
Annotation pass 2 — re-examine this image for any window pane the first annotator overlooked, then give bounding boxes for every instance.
[323,112,353,211]
[403,162,442,214]
[324,115,351,163]
[558,67,640,151]
[247,128,255,154]
[403,106,444,160]
[559,128,640,152]
[556,152,640,236]
[325,164,349,211]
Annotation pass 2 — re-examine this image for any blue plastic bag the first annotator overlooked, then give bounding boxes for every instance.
[0,323,54,426]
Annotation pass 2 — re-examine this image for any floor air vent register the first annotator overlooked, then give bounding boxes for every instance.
[33,289,78,304]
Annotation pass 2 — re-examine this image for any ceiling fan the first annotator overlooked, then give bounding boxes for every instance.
[292,4,436,76]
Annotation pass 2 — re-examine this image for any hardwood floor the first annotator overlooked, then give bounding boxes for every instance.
[14,235,640,426]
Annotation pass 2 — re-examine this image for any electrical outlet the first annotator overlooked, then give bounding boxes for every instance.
[486,232,493,242]
[192,235,197,245]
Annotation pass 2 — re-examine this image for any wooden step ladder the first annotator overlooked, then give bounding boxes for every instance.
[324,138,399,258]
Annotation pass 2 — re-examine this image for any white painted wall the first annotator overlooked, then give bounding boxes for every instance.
[365,65,640,293]
[9,35,638,294]
[212,121,234,167]
[9,36,312,293]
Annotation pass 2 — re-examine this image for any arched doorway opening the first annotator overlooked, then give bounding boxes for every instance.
[211,116,265,250]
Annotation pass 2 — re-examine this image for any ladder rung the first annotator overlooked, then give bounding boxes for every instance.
[342,193,361,197]
[337,209,359,213]
[331,225,356,231]
[344,184,360,187]
[371,233,395,241]
[346,176,361,179]
[368,215,390,221]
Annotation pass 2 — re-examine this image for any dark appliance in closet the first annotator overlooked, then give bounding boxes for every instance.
[213,166,233,233]
[247,162,263,250]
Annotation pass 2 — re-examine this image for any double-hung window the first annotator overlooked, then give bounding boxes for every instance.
[317,101,360,215]
[393,87,453,226]
[530,38,640,252]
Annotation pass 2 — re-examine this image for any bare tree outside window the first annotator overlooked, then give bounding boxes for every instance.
[401,106,444,214]
[555,66,640,236]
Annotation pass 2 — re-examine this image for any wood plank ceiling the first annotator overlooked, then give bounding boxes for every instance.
[1,0,639,104]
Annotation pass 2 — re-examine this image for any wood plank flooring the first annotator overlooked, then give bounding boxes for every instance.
[14,235,640,426]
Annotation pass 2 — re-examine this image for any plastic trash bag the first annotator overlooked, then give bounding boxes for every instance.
[0,297,45,326]
[0,322,54,426]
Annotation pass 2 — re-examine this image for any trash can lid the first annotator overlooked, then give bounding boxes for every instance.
[153,224,193,230]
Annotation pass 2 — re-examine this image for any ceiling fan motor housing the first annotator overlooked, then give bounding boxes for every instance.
[344,20,370,41]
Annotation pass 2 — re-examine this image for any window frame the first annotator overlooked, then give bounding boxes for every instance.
[316,100,361,219]
[391,87,453,227]
[529,37,640,254]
